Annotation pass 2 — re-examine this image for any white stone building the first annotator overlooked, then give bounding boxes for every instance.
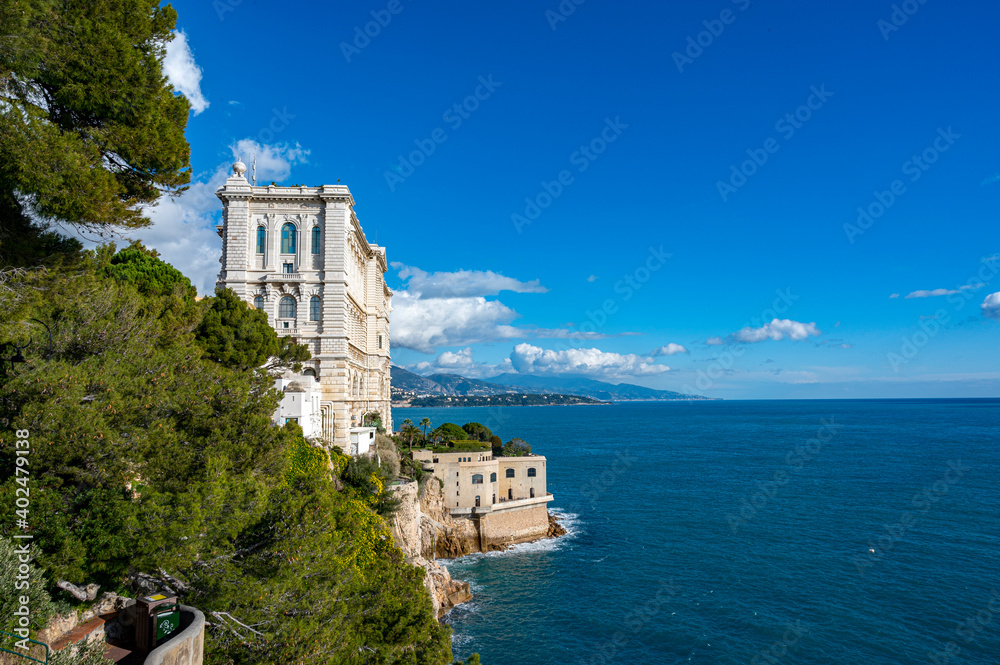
[216,161,392,452]
[272,374,322,438]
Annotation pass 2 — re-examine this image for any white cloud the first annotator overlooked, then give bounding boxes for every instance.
[163,30,209,115]
[389,264,626,352]
[510,343,670,379]
[391,264,547,298]
[132,142,309,294]
[729,319,821,343]
[587,275,599,282]
[889,293,900,299]
[982,292,1000,321]
[904,284,983,299]
[407,347,512,378]
[651,343,688,356]
[390,292,523,353]
[705,336,725,346]
[230,140,310,182]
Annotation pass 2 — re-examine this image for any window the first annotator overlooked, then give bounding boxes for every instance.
[281,222,297,254]
[303,368,316,379]
[279,296,296,318]
[378,334,383,349]
[310,296,321,321]
[311,226,321,254]
[490,472,497,482]
[253,295,263,310]
[433,458,439,463]
[475,496,481,507]
[472,474,483,484]
[527,467,537,477]
[256,226,266,253]
[285,417,298,425]
[283,263,294,274]
[505,468,515,478]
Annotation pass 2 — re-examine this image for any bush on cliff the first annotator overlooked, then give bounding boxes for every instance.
[0,248,458,664]
[430,423,468,444]
[501,438,531,457]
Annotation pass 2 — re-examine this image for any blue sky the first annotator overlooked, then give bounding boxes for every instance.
[136,0,1000,399]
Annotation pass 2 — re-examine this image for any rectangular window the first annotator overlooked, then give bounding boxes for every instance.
[283,263,294,274]
[378,334,383,349]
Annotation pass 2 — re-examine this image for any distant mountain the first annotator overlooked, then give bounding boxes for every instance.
[486,373,713,401]
[390,366,713,401]
[390,366,450,394]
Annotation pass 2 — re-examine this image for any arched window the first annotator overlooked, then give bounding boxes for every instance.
[279,296,296,318]
[475,495,481,507]
[253,295,263,310]
[505,468,515,478]
[309,296,321,321]
[472,474,483,484]
[281,223,297,254]
[256,226,266,254]
[527,467,537,477]
[311,226,321,254]
[490,472,497,482]
[303,368,316,379]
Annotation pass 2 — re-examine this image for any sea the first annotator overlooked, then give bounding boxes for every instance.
[394,399,1000,665]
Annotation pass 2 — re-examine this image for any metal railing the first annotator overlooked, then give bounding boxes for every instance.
[0,631,48,664]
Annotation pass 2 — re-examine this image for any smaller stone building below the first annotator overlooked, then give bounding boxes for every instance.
[272,373,322,438]
[412,447,553,515]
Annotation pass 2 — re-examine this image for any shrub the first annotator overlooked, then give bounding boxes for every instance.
[501,438,531,457]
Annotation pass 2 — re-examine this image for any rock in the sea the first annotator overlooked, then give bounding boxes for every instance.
[548,513,568,538]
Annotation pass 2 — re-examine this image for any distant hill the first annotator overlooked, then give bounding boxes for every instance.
[390,366,714,402]
[486,373,714,401]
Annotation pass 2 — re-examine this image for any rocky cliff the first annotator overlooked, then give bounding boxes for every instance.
[388,480,471,618]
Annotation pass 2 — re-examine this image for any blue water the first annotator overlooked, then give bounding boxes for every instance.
[395,400,1000,665]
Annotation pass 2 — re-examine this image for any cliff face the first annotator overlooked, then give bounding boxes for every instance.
[388,477,565,619]
[419,479,482,558]
[388,480,471,618]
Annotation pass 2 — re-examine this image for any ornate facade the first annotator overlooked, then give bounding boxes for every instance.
[215,161,392,452]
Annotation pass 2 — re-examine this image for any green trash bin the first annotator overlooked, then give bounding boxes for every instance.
[155,604,180,642]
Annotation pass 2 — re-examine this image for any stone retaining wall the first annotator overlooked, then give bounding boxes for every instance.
[478,504,550,550]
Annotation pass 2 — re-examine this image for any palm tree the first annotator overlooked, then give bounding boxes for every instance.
[401,422,420,452]
[420,417,431,441]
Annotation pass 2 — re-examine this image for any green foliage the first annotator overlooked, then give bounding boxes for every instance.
[430,423,467,443]
[501,438,531,457]
[103,242,195,300]
[49,639,108,665]
[0,539,56,633]
[0,256,456,664]
[0,0,191,236]
[343,454,402,518]
[461,422,493,442]
[490,435,503,456]
[195,288,310,372]
[418,441,491,454]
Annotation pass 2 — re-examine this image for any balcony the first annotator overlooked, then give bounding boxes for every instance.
[267,272,303,282]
